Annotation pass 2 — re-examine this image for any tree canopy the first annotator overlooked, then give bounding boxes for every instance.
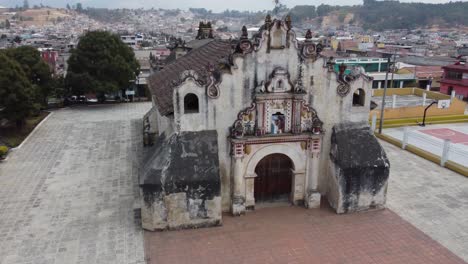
[0,53,34,125]
[358,0,468,30]
[4,46,52,106]
[66,31,140,99]
[288,5,317,21]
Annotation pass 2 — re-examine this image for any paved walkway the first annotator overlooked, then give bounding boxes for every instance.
[0,103,151,264]
[383,140,468,262]
[144,206,465,264]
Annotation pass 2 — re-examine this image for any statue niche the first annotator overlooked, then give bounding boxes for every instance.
[265,68,293,93]
[269,20,288,49]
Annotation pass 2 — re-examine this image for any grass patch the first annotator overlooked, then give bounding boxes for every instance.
[0,111,50,148]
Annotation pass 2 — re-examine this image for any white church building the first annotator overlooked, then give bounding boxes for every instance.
[140,16,390,231]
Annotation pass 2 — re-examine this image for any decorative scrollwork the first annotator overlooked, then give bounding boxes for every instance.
[295,63,306,94]
[234,26,254,56]
[337,83,351,97]
[300,29,322,61]
[179,70,206,87]
[205,63,222,99]
[336,63,364,97]
[230,103,257,138]
[302,103,324,134]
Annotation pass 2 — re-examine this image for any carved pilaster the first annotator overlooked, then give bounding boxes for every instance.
[232,156,246,215]
[292,99,303,134]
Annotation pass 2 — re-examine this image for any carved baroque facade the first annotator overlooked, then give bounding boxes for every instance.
[141,16,389,231]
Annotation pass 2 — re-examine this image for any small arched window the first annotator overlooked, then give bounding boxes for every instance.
[184,93,199,113]
[353,89,365,107]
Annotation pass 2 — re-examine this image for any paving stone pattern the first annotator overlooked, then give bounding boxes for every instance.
[144,206,465,264]
[383,140,468,262]
[0,103,152,264]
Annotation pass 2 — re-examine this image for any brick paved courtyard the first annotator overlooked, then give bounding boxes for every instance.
[0,103,151,264]
[144,205,465,264]
[1,103,467,264]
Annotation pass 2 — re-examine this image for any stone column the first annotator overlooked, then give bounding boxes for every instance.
[305,139,321,209]
[256,102,265,135]
[231,156,246,215]
[244,173,257,209]
[291,169,306,205]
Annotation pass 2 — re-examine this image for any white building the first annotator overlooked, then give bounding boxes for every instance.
[120,34,144,49]
[141,16,390,231]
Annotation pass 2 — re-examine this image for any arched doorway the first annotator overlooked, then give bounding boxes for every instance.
[254,154,294,203]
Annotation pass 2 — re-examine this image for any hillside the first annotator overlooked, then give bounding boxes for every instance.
[289,0,468,31]
[1,8,71,27]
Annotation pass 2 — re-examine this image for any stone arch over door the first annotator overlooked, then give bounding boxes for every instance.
[243,144,307,208]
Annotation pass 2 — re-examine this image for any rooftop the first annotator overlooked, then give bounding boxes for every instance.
[443,64,468,72]
[148,39,232,116]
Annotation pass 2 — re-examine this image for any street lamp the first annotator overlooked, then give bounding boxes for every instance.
[378,57,391,134]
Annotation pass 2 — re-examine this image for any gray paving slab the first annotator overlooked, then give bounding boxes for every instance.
[383,140,468,262]
[0,102,152,264]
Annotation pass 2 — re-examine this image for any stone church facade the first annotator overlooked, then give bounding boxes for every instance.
[140,16,390,231]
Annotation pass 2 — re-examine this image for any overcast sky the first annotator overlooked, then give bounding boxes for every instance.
[0,0,458,11]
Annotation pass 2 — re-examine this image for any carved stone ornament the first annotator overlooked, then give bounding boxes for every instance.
[337,83,351,97]
[302,103,324,134]
[205,63,222,99]
[336,63,361,97]
[295,63,306,94]
[178,70,206,87]
[206,79,220,99]
[231,103,257,138]
[300,30,323,61]
[234,26,254,55]
[265,68,293,93]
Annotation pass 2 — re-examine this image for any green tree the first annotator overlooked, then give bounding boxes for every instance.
[76,2,83,12]
[338,12,346,23]
[5,19,11,29]
[66,4,71,10]
[317,4,333,17]
[4,46,52,106]
[66,31,140,101]
[289,5,316,21]
[0,53,34,127]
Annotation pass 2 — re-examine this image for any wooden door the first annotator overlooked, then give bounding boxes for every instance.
[254,154,293,203]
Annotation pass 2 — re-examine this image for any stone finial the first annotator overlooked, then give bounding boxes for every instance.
[241,26,248,39]
[339,63,347,75]
[197,21,214,39]
[265,14,272,27]
[285,14,292,30]
[305,29,313,40]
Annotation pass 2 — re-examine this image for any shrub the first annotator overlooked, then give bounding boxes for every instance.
[0,145,8,156]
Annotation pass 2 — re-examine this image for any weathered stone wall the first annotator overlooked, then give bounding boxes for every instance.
[328,124,390,213]
[140,131,221,231]
[141,191,222,231]
[157,24,374,212]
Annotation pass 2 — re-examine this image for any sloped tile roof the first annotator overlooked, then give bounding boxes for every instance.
[148,40,233,116]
